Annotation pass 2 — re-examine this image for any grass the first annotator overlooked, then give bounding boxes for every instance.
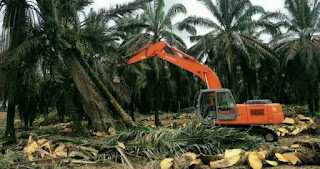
[32,127,60,136]
[52,136,111,148]
[0,150,27,167]
[0,127,4,136]
[15,126,61,136]
[178,107,195,113]
[0,111,5,136]
[35,109,58,121]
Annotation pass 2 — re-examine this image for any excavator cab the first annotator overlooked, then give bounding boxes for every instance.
[195,89,238,121]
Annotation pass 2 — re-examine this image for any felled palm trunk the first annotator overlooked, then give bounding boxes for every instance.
[69,58,111,132]
[77,53,135,128]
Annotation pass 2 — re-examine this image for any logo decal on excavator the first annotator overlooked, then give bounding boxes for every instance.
[272,107,277,112]
[165,56,176,62]
[141,55,146,59]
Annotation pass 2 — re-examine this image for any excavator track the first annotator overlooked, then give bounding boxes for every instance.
[219,125,279,142]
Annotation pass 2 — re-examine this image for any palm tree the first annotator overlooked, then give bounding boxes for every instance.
[33,0,153,129]
[123,0,187,52]
[272,0,320,113]
[121,0,197,126]
[75,2,154,128]
[0,0,40,143]
[0,0,152,142]
[178,0,279,101]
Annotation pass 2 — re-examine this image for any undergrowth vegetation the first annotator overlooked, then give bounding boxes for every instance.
[0,150,27,167]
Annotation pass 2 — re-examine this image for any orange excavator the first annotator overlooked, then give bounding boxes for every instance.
[121,41,284,141]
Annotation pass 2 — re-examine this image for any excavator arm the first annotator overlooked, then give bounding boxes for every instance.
[122,41,222,89]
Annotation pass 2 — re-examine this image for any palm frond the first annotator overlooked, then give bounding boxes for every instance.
[180,16,223,31]
[106,121,264,158]
[81,0,152,26]
[161,30,187,50]
[165,3,187,21]
[154,0,165,17]
[197,0,225,27]
[176,21,197,36]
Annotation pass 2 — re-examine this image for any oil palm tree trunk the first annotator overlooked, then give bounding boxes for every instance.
[4,94,16,143]
[314,82,319,112]
[69,57,111,132]
[154,81,162,126]
[75,51,135,128]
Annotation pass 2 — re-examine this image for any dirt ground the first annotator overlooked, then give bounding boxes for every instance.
[0,112,6,126]
[0,111,320,169]
[0,112,6,135]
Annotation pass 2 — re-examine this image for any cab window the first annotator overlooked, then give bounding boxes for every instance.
[216,92,235,107]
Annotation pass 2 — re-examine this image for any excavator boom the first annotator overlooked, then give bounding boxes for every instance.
[123,41,222,89]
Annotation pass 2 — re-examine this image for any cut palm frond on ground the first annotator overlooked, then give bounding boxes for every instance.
[105,121,264,158]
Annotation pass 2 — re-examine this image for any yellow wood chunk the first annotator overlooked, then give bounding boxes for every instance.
[224,149,242,158]
[282,117,295,124]
[210,154,240,168]
[54,144,67,157]
[282,153,301,165]
[248,153,263,169]
[275,153,289,162]
[23,142,38,154]
[291,128,301,135]
[265,160,278,166]
[290,144,300,149]
[184,152,197,160]
[160,158,174,169]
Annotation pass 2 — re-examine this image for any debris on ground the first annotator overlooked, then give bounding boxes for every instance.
[22,135,99,164]
[158,143,320,169]
[267,114,316,137]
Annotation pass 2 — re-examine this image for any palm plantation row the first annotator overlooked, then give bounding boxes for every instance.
[0,0,319,143]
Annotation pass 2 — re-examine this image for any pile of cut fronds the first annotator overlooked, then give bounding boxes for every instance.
[105,121,264,159]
